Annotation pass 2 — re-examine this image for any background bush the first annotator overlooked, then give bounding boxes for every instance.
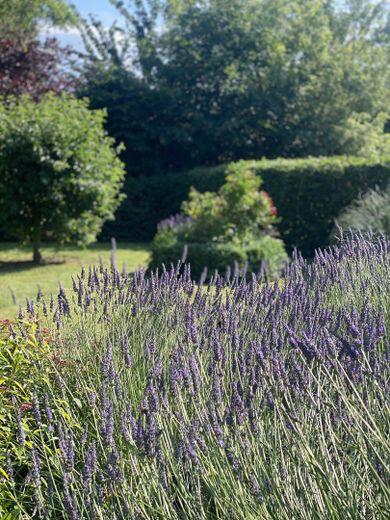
[332,185,390,239]
[100,165,226,243]
[103,156,390,257]
[149,165,287,278]
[150,235,287,280]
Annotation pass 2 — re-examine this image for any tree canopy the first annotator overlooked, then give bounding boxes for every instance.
[0,37,74,99]
[0,0,78,38]
[0,94,126,262]
[78,0,390,177]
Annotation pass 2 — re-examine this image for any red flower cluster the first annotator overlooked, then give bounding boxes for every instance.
[261,191,278,216]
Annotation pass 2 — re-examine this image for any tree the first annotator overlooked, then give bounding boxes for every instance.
[157,0,390,159]
[0,94,126,263]
[0,0,78,100]
[78,65,182,177]
[0,37,74,100]
[79,0,390,176]
[0,0,78,38]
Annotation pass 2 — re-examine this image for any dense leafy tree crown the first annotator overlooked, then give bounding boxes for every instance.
[79,0,390,175]
[0,93,126,253]
[0,37,74,100]
[0,0,78,38]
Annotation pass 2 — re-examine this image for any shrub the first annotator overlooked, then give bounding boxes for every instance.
[149,164,287,278]
[151,234,287,279]
[3,233,390,517]
[0,319,58,516]
[0,93,126,263]
[103,156,390,256]
[332,186,390,239]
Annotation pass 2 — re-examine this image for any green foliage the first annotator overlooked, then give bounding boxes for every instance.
[150,165,287,277]
[182,164,278,242]
[250,156,390,256]
[0,320,84,517]
[332,185,390,239]
[77,66,182,177]
[110,156,390,257]
[0,0,78,38]
[151,233,287,279]
[0,321,53,515]
[0,93,126,262]
[100,165,226,242]
[0,242,151,318]
[79,0,390,179]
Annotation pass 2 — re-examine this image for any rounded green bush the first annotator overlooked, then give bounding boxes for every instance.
[150,164,288,278]
[150,234,287,279]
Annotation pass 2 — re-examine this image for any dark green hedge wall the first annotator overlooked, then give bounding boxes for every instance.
[100,166,226,243]
[101,156,390,257]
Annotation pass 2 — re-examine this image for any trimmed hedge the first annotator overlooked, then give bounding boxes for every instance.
[101,156,390,256]
[100,166,226,242]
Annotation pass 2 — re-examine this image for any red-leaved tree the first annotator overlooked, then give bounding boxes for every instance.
[0,37,74,99]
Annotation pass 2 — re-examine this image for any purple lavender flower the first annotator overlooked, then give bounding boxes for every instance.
[144,413,158,458]
[81,425,89,447]
[59,426,75,473]
[189,354,201,398]
[88,392,97,408]
[63,481,79,520]
[83,441,97,488]
[31,392,42,425]
[13,397,26,445]
[100,398,115,448]
[101,342,116,381]
[107,449,123,483]
[122,335,132,368]
[31,448,41,487]
[58,285,70,316]
[5,450,14,483]
[157,214,192,232]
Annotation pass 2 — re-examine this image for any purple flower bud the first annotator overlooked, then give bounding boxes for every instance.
[31,392,42,425]
[83,441,97,488]
[44,394,54,432]
[122,336,132,368]
[63,481,79,520]
[6,450,14,483]
[107,449,122,483]
[59,427,75,473]
[31,448,41,487]
[13,397,26,445]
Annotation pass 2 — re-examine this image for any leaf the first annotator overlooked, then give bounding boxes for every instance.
[73,397,82,409]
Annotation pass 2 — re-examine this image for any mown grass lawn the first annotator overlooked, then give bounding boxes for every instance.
[0,242,151,318]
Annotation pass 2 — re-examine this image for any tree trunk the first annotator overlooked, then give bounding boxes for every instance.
[32,238,42,264]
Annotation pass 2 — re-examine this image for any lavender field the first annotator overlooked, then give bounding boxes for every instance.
[2,232,390,519]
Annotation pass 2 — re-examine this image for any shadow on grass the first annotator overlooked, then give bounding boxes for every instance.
[0,258,66,275]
